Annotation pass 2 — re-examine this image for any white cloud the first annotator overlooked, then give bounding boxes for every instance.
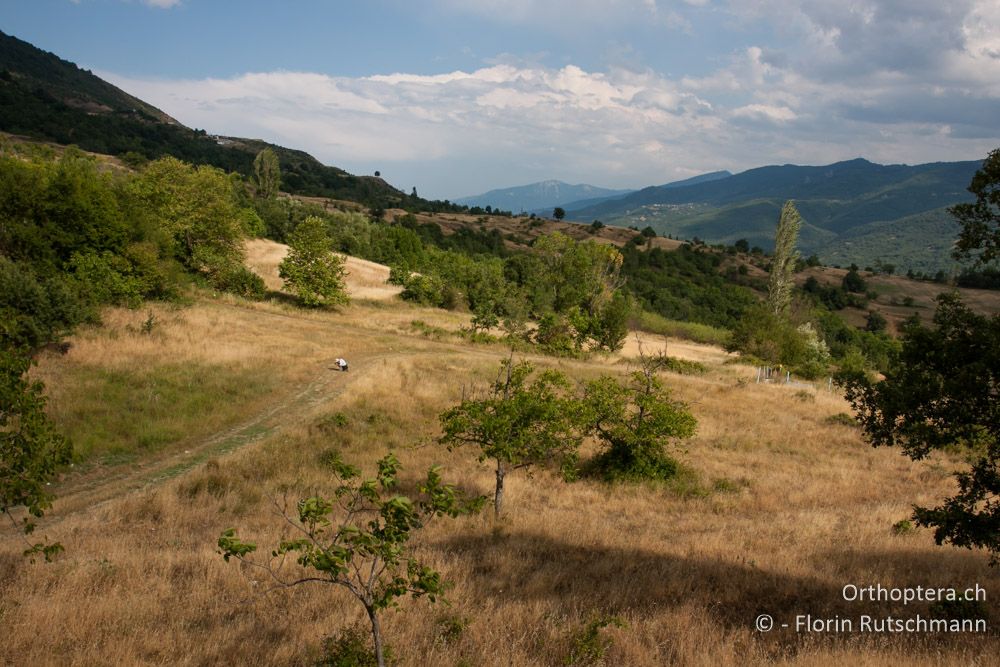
[143,0,181,7]
[100,0,1000,198]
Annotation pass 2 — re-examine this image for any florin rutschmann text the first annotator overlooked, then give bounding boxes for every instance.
[754,584,989,634]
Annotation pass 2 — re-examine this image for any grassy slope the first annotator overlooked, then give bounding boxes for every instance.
[2,284,998,666]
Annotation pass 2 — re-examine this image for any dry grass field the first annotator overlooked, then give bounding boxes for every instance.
[2,274,998,665]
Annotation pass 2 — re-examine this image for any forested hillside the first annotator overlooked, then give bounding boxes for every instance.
[0,31,451,210]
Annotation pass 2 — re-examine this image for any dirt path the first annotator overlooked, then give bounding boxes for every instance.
[44,352,393,519]
[37,304,737,526]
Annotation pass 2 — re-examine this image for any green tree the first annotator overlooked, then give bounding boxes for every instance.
[766,200,802,316]
[842,264,867,293]
[843,294,1000,561]
[531,232,624,320]
[865,310,887,333]
[439,358,581,518]
[218,452,483,667]
[1,347,72,561]
[252,148,281,200]
[581,345,697,481]
[553,207,566,220]
[130,157,254,293]
[279,216,349,308]
[951,147,1000,264]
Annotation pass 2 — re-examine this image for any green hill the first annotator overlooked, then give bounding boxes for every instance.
[0,30,421,209]
[566,158,981,272]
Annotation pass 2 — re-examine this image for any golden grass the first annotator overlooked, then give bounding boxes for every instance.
[3,294,998,666]
[244,238,403,301]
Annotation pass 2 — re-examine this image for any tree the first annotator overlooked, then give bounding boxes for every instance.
[1,347,72,561]
[865,310,887,333]
[641,226,657,238]
[130,157,255,294]
[726,304,809,366]
[581,343,697,481]
[218,452,483,667]
[842,265,867,293]
[439,358,581,518]
[553,207,566,220]
[766,200,802,316]
[843,293,1000,561]
[279,216,349,308]
[252,148,281,200]
[951,147,1000,264]
[734,238,750,253]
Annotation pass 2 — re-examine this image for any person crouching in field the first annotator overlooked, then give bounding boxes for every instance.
[335,358,349,372]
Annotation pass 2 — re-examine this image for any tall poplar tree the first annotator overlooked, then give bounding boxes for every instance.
[766,200,802,316]
[252,148,281,200]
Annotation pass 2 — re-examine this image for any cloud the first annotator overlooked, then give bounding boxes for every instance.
[98,0,999,197]
[142,0,181,7]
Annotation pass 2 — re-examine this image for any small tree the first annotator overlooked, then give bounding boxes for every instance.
[218,452,483,667]
[581,343,697,481]
[865,310,887,333]
[766,200,802,316]
[439,358,580,518]
[842,264,867,293]
[1,347,72,561]
[279,216,349,308]
[553,207,566,220]
[253,148,281,200]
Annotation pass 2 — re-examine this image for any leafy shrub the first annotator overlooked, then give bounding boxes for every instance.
[891,519,914,535]
[317,626,387,667]
[210,265,266,300]
[564,615,626,666]
[824,413,857,427]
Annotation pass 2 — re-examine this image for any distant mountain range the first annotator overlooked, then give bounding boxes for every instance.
[563,159,980,273]
[454,181,633,213]
[454,171,735,216]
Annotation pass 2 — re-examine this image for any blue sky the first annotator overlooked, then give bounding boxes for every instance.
[5,0,1000,199]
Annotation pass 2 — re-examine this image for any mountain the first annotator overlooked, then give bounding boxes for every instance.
[455,180,633,213]
[565,158,979,272]
[0,30,414,208]
[558,170,732,217]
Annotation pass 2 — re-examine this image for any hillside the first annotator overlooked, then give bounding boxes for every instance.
[454,180,632,213]
[3,284,998,665]
[0,31,413,208]
[565,158,980,272]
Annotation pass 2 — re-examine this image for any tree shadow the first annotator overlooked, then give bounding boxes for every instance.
[815,545,996,590]
[265,290,300,307]
[441,530,843,630]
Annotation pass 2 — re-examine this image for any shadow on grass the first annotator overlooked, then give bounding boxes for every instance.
[443,530,837,626]
[440,529,1000,644]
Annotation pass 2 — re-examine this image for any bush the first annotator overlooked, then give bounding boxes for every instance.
[534,313,580,356]
[727,306,809,366]
[211,265,266,300]
[317,626,386,667]
[581,353,697,482]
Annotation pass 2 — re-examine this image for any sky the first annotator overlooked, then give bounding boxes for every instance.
[4,0,1000,200]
